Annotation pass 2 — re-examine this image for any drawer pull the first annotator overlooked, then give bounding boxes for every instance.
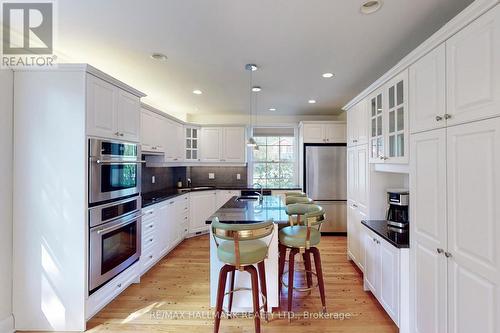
[117,283,122,288]
[150,238,153,242]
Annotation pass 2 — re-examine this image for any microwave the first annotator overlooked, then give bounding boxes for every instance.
[88,138,144,205]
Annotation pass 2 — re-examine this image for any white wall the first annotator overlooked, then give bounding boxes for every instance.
[187,113,343,125]
[0,70,14,332]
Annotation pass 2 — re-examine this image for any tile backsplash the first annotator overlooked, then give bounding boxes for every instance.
[189,166,248,187]
[141,165,248,193]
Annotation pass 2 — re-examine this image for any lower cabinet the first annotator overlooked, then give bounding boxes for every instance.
[347,203,366,272]
[362,225,409,330]
[140,194,190,276]
[189,190,217,235]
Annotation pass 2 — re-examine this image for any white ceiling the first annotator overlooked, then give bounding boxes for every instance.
[56,0,474,117]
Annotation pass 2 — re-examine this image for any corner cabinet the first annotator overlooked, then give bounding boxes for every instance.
[189,190,217,235]
[368,70,409,164]
[86,74,142,142]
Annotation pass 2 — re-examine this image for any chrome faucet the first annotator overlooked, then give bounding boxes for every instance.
[252,182,263,203]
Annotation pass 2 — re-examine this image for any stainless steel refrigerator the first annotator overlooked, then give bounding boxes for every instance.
[304,145,347,233]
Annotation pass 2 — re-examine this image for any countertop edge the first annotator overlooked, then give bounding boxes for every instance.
[361,220,409,249]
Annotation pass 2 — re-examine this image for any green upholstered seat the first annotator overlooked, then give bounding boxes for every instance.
[217,240,269,265]
[285,203,325,226]
[285,191,306,197]
[285,196,313,205]
[211,217,274,266]
[279,226,321,248]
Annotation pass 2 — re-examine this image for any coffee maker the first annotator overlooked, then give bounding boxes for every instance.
[386,189,409,229]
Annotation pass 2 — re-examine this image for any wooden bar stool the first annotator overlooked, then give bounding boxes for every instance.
[211,217,274,333]
[278,204,326,315]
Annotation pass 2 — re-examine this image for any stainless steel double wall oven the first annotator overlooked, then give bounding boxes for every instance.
[88,138,144,293]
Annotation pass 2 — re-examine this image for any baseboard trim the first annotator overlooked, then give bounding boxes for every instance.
[0,314,14,333]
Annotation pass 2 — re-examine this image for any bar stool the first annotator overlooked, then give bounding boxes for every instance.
[278,204,326,314]
[285,196,313,205]
[211,217,274,333]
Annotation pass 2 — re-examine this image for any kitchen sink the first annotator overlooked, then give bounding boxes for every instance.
[236,195,260,202]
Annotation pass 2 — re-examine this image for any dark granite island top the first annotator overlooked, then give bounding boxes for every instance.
[206,195,289,225]
[361,220,409,248]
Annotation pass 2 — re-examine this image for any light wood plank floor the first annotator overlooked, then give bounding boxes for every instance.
[85,235,397,333]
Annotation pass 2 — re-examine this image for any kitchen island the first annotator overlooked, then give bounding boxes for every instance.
[206,195,288,312]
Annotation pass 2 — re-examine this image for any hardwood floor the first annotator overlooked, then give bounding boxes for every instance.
[86,235,397,333]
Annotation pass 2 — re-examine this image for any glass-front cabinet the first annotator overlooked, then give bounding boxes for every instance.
[368,70,409,164]
[369,89,385,163]
[185,126,200,161]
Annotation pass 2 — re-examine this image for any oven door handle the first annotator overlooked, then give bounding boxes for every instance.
[96,214,142,235]
[94,159,146,165]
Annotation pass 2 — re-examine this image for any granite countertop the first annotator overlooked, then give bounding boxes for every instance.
[206,195,289,224]
[361,220,409,249]
[142,185,302,208]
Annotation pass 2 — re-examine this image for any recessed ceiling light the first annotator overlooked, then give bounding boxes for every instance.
[308,99,316,104]
[360,0,382,14]
[269,108,276,111]
[252,86,262,92]
[193,89,202,95]
[322,73,335,78]
[151,53,168,61]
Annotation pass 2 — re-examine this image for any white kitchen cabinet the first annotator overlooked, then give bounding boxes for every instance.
[156,201,171,257]
[216,190,241,209]
[410,129,448,333]
[379,238,400,324]
[200,127,246,163]
[446,5,500,127]
[368,87,385,163]
[347,204,365,272]
[362,225,406,327]
[140,207,159,275]
[384,70,409,164]
[409,44,446,134]
[368,70,409,164]
[141,108,166,153]
[86,74,141,142]
[116,90,141,142]
[409,117,500,333]
[347,99,368,147]
[222,127,246,162]
[189,190,216,235]
[200,127,222,162]
[185,126,200,161]
[302,122,346,143]
[164,119,184,162]
[446,118,500,333]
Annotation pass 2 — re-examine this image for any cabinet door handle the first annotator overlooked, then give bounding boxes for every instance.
[115,131,121,136]
[444,113,452,120]
[437,248,444,254]
[444,252,453,258]
[352,204,358,208]
[353,139,358,143]
[435,115,443,121]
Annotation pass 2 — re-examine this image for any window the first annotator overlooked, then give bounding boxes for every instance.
[251,128,296,187]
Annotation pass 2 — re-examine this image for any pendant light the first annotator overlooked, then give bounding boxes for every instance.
[245,64,258,147]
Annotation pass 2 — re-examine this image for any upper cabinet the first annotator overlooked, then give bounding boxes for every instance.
[164,118,184,162]
[368,70,409,164]
[200,127,246,163]
[385,70,409,164]
[185,126,200,161]
[446,5,500,126]
[302,122,346,143]
[141,108,166,154]
[86,74,141,142]
[347,99,368,147]
[409,44,446,134]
